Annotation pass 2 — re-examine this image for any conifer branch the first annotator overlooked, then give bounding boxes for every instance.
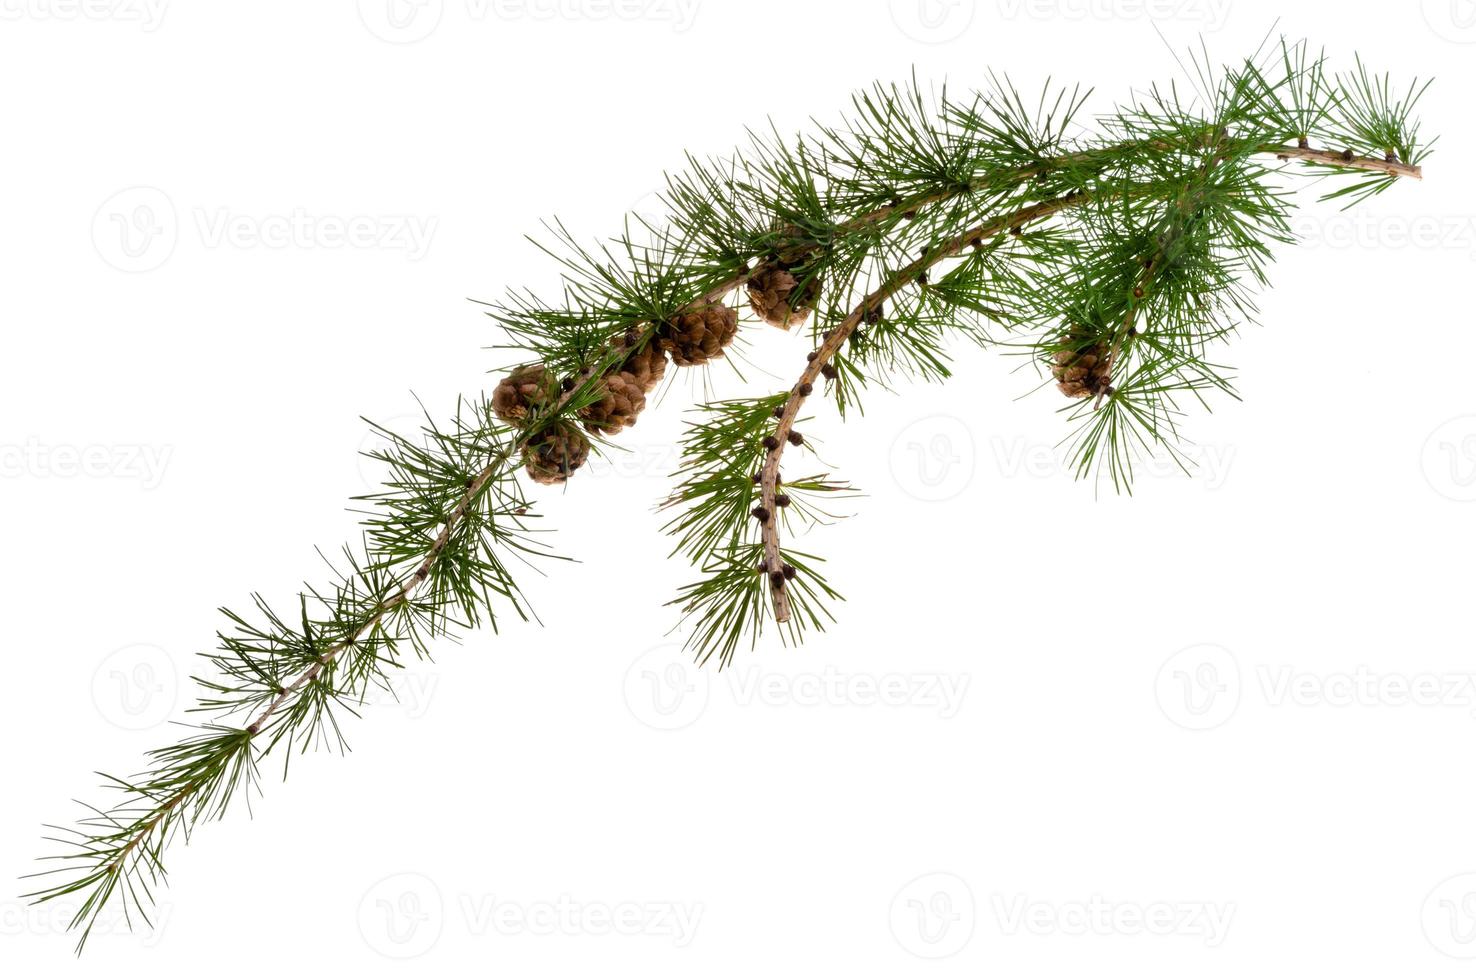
[29,38,1433,951]
[756,134,1413,616]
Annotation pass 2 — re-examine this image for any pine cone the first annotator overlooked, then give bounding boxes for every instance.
[658,303,738,367]
[492,364,557,423]
[522,423,590,485]
[579,370,646,435]
[1051,341,1113,399]
[747,264,818,330]
[623,340,667,394]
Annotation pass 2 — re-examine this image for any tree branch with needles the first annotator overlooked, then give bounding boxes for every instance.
[30,40,1433,950]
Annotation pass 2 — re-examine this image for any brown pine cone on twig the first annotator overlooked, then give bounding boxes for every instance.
[1051,339,1113,399]
[492,364,558,423]
[747,263,820,330]
[658,303,738,367]
[522,422,591,485]
[623,340,668,393]
[579,370,646,435]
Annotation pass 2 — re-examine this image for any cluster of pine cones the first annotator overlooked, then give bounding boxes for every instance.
[492,260,818,485]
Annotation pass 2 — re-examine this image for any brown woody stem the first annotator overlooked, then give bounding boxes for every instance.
[1271,145,1421,178]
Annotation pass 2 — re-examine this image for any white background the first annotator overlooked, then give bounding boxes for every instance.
[3,0,1475,975]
